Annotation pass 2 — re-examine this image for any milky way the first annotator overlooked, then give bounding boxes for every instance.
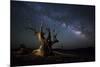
[11,1,95,49]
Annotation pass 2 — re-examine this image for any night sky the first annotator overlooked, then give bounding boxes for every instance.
[11,1,95,49]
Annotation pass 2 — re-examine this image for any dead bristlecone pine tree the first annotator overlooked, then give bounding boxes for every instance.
[26,24,59,57]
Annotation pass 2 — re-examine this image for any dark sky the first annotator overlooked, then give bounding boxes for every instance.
[11,1,95,49]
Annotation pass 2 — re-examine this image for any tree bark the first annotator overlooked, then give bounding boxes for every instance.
[26,27,59,57]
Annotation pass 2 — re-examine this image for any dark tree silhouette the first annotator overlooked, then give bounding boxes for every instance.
[25,24,59,57]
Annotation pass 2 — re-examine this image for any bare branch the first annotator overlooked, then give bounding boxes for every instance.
[46,28,52,41]
[52,32,59,44]
[25,26,37,34]
[52,38,59,44]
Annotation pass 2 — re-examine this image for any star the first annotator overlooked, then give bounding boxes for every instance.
[62,23,66,28]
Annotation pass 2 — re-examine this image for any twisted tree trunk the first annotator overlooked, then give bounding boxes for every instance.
[26,26,59,57]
